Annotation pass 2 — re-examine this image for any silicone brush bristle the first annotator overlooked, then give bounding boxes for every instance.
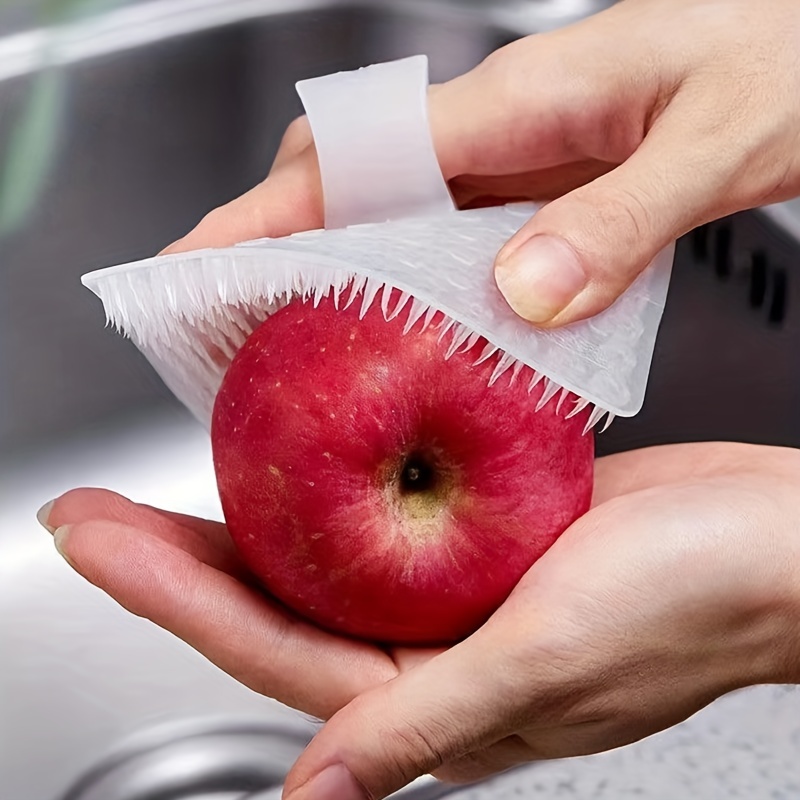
[92,256,614,433]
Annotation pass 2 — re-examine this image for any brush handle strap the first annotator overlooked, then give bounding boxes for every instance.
[295,55,455,230]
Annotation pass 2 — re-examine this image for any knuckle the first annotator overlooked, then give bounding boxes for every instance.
[380,721,447,781]
[498,622,608,724]
[598,184,655,247]
[550,181,658,292]
[481,33,591,122]
[479,36,545,103]
[479,37,521,74]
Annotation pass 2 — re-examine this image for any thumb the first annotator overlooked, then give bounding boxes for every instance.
[281,634,521,800]
[493,99,729,327]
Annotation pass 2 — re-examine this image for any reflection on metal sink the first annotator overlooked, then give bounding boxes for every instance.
[0,412,307,800]
[0,0,609,452]
[2,1,800,799]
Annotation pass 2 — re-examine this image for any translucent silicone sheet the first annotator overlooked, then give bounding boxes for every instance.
[82,202,674,427]
[82,55,674,428]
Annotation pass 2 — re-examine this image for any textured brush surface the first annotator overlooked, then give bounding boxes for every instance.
[82,204,674,424]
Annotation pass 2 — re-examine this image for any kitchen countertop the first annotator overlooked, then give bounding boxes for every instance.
[1,410,799,798]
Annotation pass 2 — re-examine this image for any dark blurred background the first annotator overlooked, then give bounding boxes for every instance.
[1,0,797,459]
[1,2,799,799]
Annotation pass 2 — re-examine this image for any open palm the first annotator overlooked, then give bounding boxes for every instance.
[43,441,798,739]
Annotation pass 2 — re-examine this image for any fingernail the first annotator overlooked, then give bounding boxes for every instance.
[287,764,367,800]
[495,234,586,324]
[53,525,75,568]
[36,500,56,534]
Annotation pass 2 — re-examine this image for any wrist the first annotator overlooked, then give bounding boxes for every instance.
[730,453,800,687]
[706,525,800,689]
[776,560,800,683]
[769,467,800,684]
[737,538,800,686]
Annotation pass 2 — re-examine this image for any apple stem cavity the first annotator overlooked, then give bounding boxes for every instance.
[395,454,453,522]
[388,449,453,521]
[400,453,436,494]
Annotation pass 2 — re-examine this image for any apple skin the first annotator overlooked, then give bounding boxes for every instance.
[212,291,594,645]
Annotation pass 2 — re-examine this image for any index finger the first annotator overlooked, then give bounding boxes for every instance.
[162,143,324,253]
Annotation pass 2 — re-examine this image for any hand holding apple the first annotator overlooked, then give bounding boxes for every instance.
[38,486,397,721]
[279,442,800,800]
[39,442,800,797]
[165,0,800,330]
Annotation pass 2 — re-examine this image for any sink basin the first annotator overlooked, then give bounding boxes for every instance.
[2,0,798,458]
[2,1,800,799]
[0,0,612,453]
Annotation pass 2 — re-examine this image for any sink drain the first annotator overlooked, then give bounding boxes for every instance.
[59,719,312,800]
[58,716,477,800]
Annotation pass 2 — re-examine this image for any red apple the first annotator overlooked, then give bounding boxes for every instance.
[212,290,594,645]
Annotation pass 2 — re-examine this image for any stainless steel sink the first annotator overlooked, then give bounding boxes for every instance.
[0,0,612,454]
[2,0,799,459]
[2,2,800,799]
[1,4,606,798]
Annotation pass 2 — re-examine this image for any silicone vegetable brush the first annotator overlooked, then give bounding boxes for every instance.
[81,55,675,431]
